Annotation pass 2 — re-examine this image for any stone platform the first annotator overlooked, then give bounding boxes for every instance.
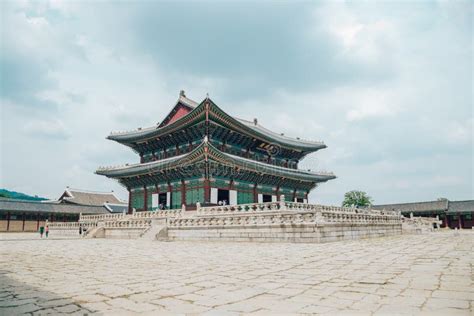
[61,201,427,243]
[0,231,472,315]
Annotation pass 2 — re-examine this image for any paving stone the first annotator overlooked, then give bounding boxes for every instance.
[424,297,470,310]
[53,304,81,313]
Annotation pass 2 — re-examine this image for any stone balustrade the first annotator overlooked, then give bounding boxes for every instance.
[80,209,183,224]
[402,215,441,233]
[196,202,281,216]
[169,204,402,228]
[79,213,126,223]
[48,222,99,229]
[103,219,151,229]
[132,209,183,219]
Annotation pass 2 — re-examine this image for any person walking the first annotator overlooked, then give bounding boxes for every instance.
[39,226,44,238]
[79,225,82,237]
[45,225,49,238]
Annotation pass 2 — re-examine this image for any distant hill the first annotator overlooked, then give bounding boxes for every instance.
[0,189,48,201]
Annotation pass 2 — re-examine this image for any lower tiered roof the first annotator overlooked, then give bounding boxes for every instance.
[96,138,335,189]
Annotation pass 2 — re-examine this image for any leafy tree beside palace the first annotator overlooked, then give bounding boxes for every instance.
[342,190,373,208]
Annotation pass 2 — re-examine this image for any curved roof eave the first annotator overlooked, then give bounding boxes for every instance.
[96,139,336,183]
[210,145,336,183]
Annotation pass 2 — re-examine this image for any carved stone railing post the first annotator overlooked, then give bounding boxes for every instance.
[279,195,286,211]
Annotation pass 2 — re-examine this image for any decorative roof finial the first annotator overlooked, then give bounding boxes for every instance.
[180,90,185,97]
[206,92,209,98]
[253,118,258,125]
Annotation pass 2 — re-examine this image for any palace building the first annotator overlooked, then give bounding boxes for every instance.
[96,91,336,213]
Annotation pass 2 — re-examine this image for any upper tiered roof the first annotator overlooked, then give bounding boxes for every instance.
[107,92,326,154]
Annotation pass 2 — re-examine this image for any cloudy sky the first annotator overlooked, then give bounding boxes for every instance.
[1,0,472,204]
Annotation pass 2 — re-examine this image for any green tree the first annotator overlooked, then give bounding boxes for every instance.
[342,190,373,208]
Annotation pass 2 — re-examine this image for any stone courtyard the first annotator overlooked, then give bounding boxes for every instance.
[0,231,472,315]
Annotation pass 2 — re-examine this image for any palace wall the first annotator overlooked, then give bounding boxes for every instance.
[167,223,402,243]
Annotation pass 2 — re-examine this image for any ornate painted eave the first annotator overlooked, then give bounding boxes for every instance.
[96,139,336,183]
[107,95,326,153]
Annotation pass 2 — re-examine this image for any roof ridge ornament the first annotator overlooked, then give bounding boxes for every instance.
[180,90,186,97]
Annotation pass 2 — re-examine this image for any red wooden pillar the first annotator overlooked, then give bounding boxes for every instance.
[6,212,10,231]
[204,179,210,204]
[168,183,172,208]
[292,189,297,202]
[128,190,133,214]
[143,186,148,212]
[22,213,25,231]
[305,192,309,203]
[181,180,186,208]
[36,212,40,230]
[253,184,258,203]
[276,186,280,201]
[459,215,464,229]
[140,153,144,163]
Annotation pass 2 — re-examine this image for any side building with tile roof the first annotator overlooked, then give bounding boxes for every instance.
[373,198,473,229]
[0,198,108,232]
[1,187,127,232]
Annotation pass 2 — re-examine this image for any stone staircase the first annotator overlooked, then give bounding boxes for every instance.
[140,219,168,240]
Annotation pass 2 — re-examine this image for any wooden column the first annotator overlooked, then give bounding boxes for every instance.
[143,186,148,212]
[22,213,25,231]
[204,179,210,204]
[459,215,464,229]
[128,189,133,214]
[276,186,280,201]
[181,180,186,208]
[36,212,40,230]
[292,189,297,202]
[140,153,144,163]
[167,182,172,209]
[253,184,258,203]
[6,212,10,231]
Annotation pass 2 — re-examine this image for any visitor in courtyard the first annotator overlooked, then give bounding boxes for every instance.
[79,225,82,236]
[45,225,49,238]
[39,226,44,238]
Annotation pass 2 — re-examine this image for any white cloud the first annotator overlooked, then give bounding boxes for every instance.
[1,1,472,205]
